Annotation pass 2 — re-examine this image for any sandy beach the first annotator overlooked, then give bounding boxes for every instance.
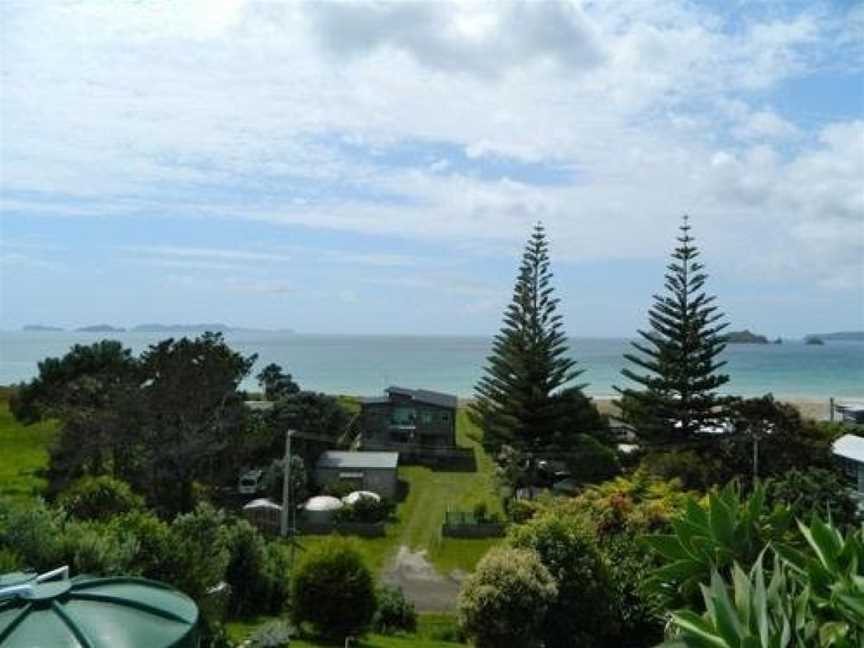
[593,397,836,421]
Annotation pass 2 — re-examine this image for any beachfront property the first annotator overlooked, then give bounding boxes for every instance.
[359,386,458,450]
[832,434,864,508]
[315,450,400,498]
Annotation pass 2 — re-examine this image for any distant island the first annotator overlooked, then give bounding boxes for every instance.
[133,323,231,332]
[75,324,126,333]
[724,329,769,344]
[22,324,64,332]
[805,336,825,346]
[805,331,864,341]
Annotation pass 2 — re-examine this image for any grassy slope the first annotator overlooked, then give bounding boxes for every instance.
[0,397,58,503]
[295,408,503,574]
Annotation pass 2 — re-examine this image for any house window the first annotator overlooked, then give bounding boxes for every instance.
[440,412,450,423]
[391,407,416,426]
[420,410,433,424]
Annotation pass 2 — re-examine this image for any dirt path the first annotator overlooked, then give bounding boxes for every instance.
[381,545,466,613]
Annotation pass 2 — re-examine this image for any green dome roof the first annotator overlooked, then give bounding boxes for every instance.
[0,574,199,648]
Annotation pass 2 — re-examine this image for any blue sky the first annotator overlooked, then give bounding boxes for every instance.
[0,0,862,337]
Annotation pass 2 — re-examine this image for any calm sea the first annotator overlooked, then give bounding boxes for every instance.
[0,331,862,400]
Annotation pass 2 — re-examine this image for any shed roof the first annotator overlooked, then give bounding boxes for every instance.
[317,451,399,470]
[833,434,864,464]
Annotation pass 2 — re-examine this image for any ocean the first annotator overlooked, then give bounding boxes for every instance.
[0,331,862,401]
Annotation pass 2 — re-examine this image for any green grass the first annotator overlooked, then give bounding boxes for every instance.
[294,408,503,574]
[0,398,58,503]
[227,613,465,647]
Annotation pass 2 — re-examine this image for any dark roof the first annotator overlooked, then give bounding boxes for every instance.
[386,386,458,409]
[316,451,399,470]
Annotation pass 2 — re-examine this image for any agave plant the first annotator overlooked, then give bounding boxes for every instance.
[643,482,793,608]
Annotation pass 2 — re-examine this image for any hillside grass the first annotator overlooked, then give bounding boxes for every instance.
[294,407,503,574]
[0,397,58,503]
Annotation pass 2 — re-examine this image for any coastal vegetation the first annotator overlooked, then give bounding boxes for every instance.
[2,219,861,647]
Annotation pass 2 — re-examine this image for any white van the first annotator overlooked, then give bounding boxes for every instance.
[238,469,264,495]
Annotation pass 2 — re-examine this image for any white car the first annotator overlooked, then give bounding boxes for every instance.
[238,469,264,495]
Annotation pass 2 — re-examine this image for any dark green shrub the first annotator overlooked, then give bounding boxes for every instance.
[457,547,557,648]
[168,503,231,602]
[472,501,488,522]
[508,512,612,648]
[291,538,377,639]
[59,519,138,575]
[0,547,23,573]
[0,498,65,570]
[335,497,394,523]
[766,467,859,530]
[224,521,290,617]
[109,510,174,580]
[372,585,417,634]
[58,475,145,521]
[565,434,621,485]
[640,449,724,490]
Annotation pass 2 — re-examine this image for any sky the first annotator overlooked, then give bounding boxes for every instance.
[0,0,862,337]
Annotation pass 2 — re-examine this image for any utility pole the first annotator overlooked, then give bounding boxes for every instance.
[281,429,294,537]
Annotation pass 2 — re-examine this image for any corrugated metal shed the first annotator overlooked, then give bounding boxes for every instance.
[317,451,399,470]
[833,434,864,463]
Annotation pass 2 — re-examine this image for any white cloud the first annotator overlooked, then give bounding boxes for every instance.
[0,0,861,296]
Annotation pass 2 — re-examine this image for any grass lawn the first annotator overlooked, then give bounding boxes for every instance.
[227,613,465,647]
[294,408,503,574]
[0,397,58,503]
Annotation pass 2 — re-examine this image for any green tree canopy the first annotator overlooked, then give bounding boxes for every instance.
[255,362,300,401]
[616,216,730,446]
[472,222,586,455]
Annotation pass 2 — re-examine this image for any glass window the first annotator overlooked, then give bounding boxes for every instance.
[440,413,450,423]
[391,407,416,425]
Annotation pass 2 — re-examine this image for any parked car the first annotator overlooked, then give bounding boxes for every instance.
[238,469,264,495]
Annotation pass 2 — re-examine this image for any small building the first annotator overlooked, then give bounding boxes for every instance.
[833,434,864,496]
[835,403,864,424]
[242,498,282,534]
[360,386,458,449]
[315,451,399,499]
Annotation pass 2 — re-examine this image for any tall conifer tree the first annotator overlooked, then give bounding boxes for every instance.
[472,222,583,453]
[616,216,730,445]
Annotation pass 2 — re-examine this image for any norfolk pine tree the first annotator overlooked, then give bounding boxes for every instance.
[616,216,730,446]
[472,222,584,454]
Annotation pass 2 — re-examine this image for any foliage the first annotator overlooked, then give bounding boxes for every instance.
[569,470,691,537]
[507,512,612,648]
[553,387,610,442]
[372,585,418,634]
[457,546,558,648]
[58,475,145,521]
[640,449,725,490]
[264,456,308,504]
[721,395,839,484]
[616,216,730,446]
[766,467,859,530]
[247,620,295,648]
[136,332,257,513]
[291,538,377,640]
[471,222,584,456]
[167,502,232,602]
[643,482,795,609]
[108,509,174,580]
[224,520,290,618]
[667,520,864,648]
[335,496,395,524]
[256,362,300,401]
[0,547,23,573]
[563,433,622,486]
[58,518,139,575]
[0,498,66,570]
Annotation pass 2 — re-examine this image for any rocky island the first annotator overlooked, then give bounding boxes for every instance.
[724,329,770,344]
[75,324,126,333]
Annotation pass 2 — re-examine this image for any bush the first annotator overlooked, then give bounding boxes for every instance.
[168,503,231,603]
[0,547,23,573]
[291,538,377,639]
[564,434,621,486]
[60,519,138,575]
[765,467,859,530]
[108,510,174,581]
[224,520,290,617]
[457,547,557,648]
[640,449,724,490]
[58,475,145,521]
[472,501,488,522]
[335,497,394,524]
[0,498,66,570]
[372,585,417,634]
[508,513,612,648]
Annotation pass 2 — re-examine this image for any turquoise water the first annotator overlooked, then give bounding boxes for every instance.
[0,331,861,399]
